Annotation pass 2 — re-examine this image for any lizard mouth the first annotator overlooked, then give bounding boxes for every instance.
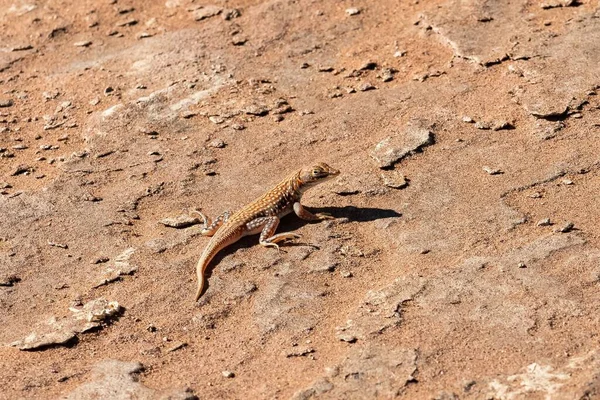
[328,168,340,176]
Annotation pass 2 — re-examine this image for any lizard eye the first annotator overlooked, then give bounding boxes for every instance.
[312,169,321,176]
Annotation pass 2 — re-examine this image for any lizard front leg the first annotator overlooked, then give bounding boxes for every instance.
[248,216,301,250]
[293,202,333,221]
[192,210,231,236]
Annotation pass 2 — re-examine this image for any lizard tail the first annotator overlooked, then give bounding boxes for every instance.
[195,254,209,301]
[194,228,241,302]
[194,239,222,301]
[194,270,205,301]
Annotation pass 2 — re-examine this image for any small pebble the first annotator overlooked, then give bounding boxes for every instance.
[243,104,269,116]
[340,270,353,278]
[11,164,33,176]
[223,8,241,20]
[462,116,474,123]
[555,222,574,233]
[338,334,357,343]
[116,18,138,27]
[11,44,33,51]
[318,65,334,72]
[140,128,158,136]
[380,68,394,82]
[518,262,527,268]
[345,7,360,16]
[380,171,408,189]
[528,192,543,198]
[222,371,235,378]
[483,166,503,175]
[492,121,514,131]
[74,41,92,47]
[359,82,376,91]
[231,124,245,130]
[537,218,552,226]
[180,111,197,119]
[359,61,377,71]
[232,36,247,46]
[0,99,14,108]
[166,341,187,353]
[209,116,225,124]
[561,179,574,185]
[208,139,226,148]
[475,121,491,130]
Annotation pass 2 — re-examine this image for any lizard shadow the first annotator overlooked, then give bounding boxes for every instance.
[197,205,401,301]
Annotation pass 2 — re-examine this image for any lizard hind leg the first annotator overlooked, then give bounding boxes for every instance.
[192,210,231,236]
[251,216,301,251]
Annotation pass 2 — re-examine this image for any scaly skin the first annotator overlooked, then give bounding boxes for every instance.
[194,162,340,301]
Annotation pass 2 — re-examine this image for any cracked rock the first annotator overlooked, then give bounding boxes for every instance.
[10,298,121,350]
[293,344,417,399]
[63,360,196,399]
[380,170,409,189]
[371,120,435,168]
[160,214,201,229]
[193,5,223,21]
[93,248,137,288]
[541,0,577,9]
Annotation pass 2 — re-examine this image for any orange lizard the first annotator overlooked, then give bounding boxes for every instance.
[193,162,340,301]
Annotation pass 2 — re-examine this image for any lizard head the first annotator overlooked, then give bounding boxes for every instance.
[299,162,340,186]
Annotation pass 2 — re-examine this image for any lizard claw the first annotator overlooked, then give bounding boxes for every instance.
[261,242,280,251]
[316,213,334,220]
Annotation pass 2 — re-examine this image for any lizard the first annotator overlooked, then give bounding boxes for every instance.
[193,162,340,301]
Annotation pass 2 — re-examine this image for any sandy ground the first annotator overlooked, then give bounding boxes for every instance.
[1,0,600,398]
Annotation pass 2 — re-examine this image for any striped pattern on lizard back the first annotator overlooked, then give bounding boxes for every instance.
[193,162,340,301]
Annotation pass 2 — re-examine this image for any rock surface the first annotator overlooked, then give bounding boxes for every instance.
[62,360,196,400]
[1,0,600,398]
